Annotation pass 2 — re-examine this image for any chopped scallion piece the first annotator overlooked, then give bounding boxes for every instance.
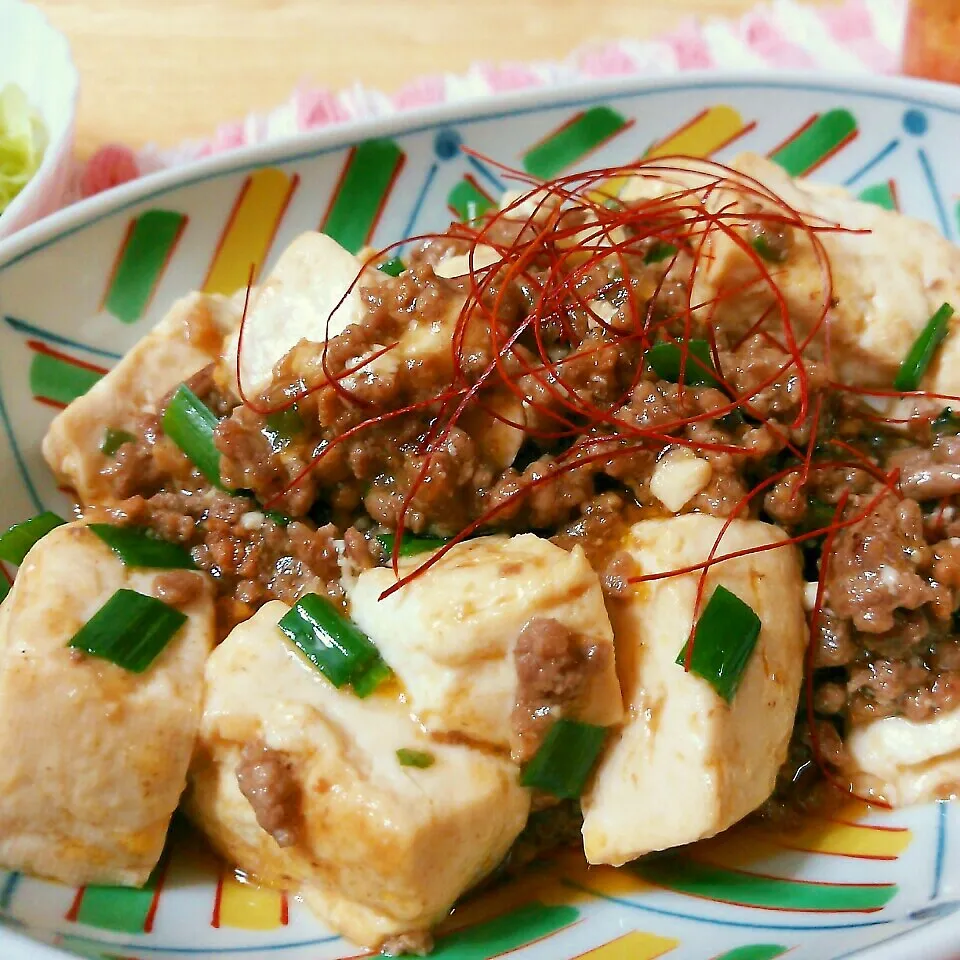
[87,524,196,570]
[162,385,224,487]
[378,256,406,277]
[377,532,450,557]
[932,407,960,436]
[278,593,380,690]
[0,512,65,565]
[396,748,435,769]
[520,719,607,799]
[894,303,954,392]
[646,339,720,387]
[352,657,393,698]
[264,407,303,452]
[68,588,187,673]
[801,498,837,534]
[644,241,678,264]
[750,234,788,264]
[263,510,292,527]
[0,577,8,605]
[100,427,136,457]
[676,585,762,702]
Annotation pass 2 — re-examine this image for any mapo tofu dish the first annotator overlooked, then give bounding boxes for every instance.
[1,152,959,954]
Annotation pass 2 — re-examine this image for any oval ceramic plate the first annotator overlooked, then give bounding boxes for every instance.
[0,72,958,960]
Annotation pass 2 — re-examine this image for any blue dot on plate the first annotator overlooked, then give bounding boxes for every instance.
[434,128,462,160]
[903,108,929,136]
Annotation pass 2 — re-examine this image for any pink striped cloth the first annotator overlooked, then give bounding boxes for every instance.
[77,0,906,199]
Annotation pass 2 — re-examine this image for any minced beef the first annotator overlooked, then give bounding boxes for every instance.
[511,618,609,764]
[104,491,343,637]
[236,740,302,848]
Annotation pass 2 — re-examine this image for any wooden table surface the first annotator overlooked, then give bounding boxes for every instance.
[33,0,829,159]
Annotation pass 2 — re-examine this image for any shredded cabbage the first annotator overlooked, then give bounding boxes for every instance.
[0,83,48,214]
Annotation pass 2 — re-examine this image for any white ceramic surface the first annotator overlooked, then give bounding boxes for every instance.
[0,72,958,960]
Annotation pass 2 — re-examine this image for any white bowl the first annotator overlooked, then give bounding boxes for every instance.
[0,71,958,960]
[0,0,78,238]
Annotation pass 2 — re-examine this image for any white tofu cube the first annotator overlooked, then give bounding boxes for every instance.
[582,515,806,865]
[847,706,960,806]
[0,523,214,885]
[42,291,241,503]
[347,534,623,756]
[186,601,530,950]
[225,232,364,397]
[697,153,960,388]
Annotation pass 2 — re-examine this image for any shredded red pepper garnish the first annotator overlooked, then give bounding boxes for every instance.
[234,152,959,808]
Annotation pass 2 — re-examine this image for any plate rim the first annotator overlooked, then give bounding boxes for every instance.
[0,67,958,960]
[4,67,960,273]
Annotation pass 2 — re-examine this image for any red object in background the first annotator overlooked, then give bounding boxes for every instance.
[904,0,960,83]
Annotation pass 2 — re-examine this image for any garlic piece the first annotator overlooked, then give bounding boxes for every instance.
[433,245,502,280]
[649,447,712,514]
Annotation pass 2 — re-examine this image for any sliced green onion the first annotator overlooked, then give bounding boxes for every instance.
[751,234,788,264]
[0,577,9,605]
[396,748,435,769]
[87,524,196,570]
[894,303,954,392]
[352,657,393,698]
[68,588,187,673]
[263,510,292,527]
[0,512,65,565]
[644,241,678,264]
[646,339,720,388]
[676,585,762,703]
[520,719,607,799]
[278,593,380,689]
[100,427,136,457]
[377,532,450,558]
[801,498,837,534]
[263,407,303,453]
[162,384,224,486]
[932,407,960,436]
[378,256,406,277]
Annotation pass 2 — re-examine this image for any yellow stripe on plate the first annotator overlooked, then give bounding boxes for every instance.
[575,930,679,960]
[646,105,750,160]
[217,873,285,930]
[588,105,751,204]
[767,820,911,860]
[202,168,297,296]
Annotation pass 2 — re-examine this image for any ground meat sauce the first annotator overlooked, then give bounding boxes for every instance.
[235,740,303,848]
[511,617,609,764]
[79,171,960,829]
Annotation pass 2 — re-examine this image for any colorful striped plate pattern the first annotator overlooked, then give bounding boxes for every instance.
[0,74,958,960]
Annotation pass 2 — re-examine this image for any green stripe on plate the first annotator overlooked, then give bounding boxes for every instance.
[321,139,404,253]
[431,902,578,959]
[29,352,103,406]
[447,177,495,222]
[73,862,162,934]
[637,857,897,912]
[523,106,630,181]
[105,210,187,324]
[858,182,896,210]
[770,108,857,177]
[715,946,788,960]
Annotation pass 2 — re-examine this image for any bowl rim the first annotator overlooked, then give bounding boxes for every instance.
[3,68,960,275]
[0,0,79,232]
[0,68,959,960]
